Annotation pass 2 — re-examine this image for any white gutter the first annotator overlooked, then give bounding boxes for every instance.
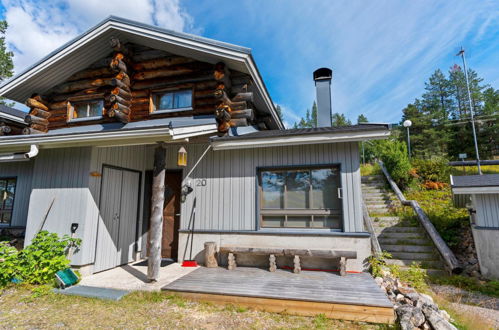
[170,124,217,140]
[211,129,391,151]
[0,144,39,162]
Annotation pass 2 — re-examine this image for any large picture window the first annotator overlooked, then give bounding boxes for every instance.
[258,166,342,230]
[0,178,16,225]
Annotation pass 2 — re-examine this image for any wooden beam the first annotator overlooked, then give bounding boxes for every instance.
[148,144,166,282]
[25,98,49,111]
[24,115,49,126]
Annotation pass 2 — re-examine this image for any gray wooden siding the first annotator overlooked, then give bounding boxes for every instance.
[179,142,364,233]
[474,194,499,227]
[0,161,34,227]
[25,147,93,265]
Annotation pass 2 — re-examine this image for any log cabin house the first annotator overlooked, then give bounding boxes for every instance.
[0,16,390,278]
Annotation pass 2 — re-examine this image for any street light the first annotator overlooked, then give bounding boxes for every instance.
[456,47,482,175]
[403,119,412,159]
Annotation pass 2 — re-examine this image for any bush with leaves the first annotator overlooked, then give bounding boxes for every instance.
[376,139,412,187]
[0,231,81,287]
[0,241,20,287]
[412,157,451,183]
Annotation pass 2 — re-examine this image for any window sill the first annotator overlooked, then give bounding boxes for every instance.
[151,107,193,115]
[67,116,103,123]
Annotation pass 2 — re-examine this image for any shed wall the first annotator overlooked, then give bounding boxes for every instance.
[180,142,364,233]
[473,194,499,227]
[0,161,34,227]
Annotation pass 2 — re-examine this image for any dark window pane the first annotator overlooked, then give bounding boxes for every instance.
[88,101,103,117]
[174,90,192,108]
[286,216,311,228]
[158,93,173,109]
[286,170,309,208]
[262,216,285,227]
[74,103,88,118]
[311,168,341,209]
[261,171,284,208]
[74,100,102,118]
[312,216,342,229]
[1,211,11,224]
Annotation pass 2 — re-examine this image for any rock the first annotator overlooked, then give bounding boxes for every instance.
[375,277,384,286]
[398,285,416,296]
[396,305,414,330]
[405,292,420,303]
[410,307,425,328]
[422,305,457,330]
[396,294,405,302]
[422,321,431,330]
[471,270,481,278]
[440,310,451,322]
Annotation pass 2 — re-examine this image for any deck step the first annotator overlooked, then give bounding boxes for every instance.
[381,245,434,253]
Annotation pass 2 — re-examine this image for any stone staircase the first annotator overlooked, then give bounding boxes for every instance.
[362,175,446,276]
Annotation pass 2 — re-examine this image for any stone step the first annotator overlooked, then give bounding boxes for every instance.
[361,175,385,182]
[362,187,389,193]
[375,226,422,233]
[389,251,438,261]
[385,259,443,269]
[367,204,393,209]
[367,208,391,214]
[362,191,396,197]
[380,244,434,253]
[363,196,393,201]
[378,237,431,245]
[364,199,398,205]
[361,183,386,188]
[399,266,447,277]
[371,216,400,221]
[377,232,423,239]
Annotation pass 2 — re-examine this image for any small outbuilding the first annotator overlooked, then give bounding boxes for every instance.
[451,174,499,279]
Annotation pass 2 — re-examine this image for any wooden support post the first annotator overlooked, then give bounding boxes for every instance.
[204,241,218,268]
[269,254,277,272]
[228,252,237,270]
[293,255,301,274]
[339,257,347,276]
[147,144,166,282]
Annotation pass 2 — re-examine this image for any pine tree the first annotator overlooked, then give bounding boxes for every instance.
[331,113,351,126]
[357,114,368,124]
[0,20,14,105]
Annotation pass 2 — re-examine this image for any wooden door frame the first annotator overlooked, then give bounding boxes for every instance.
[94,164,142,268]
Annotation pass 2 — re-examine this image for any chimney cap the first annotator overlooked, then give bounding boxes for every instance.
[313,68,332,81]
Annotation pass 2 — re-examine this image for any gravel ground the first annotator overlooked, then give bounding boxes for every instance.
[431,284,499,329]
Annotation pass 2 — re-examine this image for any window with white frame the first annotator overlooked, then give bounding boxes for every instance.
[68,99,104,121]
[152,89,193,113]
[258,166,342,230]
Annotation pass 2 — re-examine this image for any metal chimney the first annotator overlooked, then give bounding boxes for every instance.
[313,68,333,127]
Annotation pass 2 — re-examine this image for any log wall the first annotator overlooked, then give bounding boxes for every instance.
[24,42,254,132]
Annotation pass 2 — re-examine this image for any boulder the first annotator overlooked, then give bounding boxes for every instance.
[422,305,457,330]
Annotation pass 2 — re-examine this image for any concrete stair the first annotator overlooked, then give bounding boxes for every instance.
[362,175,446,276]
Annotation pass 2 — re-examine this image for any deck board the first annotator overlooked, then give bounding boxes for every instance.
[163,267,392,308]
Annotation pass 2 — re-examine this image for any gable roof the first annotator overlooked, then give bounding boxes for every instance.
[0,16,283,129]
[0,104,27,125]
[451,174,499,194]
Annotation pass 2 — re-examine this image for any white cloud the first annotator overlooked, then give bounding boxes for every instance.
[2,0,194,73]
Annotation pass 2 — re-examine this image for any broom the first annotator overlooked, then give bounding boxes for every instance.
[182,198,197,267]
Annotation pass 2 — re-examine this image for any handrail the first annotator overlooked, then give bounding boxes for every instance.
[362,200,382,257]
[377,160,462,274]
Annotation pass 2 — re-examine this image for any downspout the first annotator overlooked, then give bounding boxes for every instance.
[0,144,39,162]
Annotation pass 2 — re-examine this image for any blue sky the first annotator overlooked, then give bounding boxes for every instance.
[1,0,499,127]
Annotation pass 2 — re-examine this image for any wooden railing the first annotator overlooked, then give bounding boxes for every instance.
[377,161,462,274]
[362,200,382,257]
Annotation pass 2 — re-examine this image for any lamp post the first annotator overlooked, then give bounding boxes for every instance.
[456,47,482,175]
[403,119,412,159]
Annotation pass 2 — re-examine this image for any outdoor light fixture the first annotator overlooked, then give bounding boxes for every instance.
[403,120,412,159]
[177,146,187,167]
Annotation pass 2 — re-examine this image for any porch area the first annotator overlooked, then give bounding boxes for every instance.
[162,266,395,324]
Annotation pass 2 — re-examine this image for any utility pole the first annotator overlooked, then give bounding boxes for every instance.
[456,47,482,175]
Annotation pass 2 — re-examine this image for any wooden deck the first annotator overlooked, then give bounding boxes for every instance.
[162,267,394,324]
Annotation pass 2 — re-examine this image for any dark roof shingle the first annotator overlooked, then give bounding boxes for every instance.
[451,174,499,188]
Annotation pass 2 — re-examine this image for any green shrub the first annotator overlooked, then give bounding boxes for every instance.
[412,157,451,183]
[0,231,81,287]
[377,139,412,187]
[367,251,392,277]
[0,241,20,287]
[17,231,81,285]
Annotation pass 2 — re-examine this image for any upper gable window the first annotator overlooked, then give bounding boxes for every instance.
[68,99,104,122]
[152,89,193,113]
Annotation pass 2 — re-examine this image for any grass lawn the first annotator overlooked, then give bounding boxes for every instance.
[0,285,393,329]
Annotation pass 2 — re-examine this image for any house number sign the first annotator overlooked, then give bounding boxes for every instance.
[196,179,207,186]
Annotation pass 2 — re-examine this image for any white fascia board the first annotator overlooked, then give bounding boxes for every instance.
[0,127,172,150]
[211,129,390,150]
[0,113,25,125]
[452,187,499,194]
[170,124,217,140]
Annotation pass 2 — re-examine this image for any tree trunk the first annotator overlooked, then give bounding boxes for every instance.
[147,144,166,282]
[22,127,44,135]
[25,115,49,126]
[204,242,218,268]
[29,108,51,119]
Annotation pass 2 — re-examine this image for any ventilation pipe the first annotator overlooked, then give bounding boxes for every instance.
[313,68,333,127]
[0,144,39,162]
